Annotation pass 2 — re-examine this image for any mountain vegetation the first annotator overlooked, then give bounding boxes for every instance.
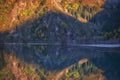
[0,0,120,80]
[0,0,119,43]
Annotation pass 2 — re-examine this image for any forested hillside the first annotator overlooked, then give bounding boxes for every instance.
[0,0,119,43]
[0,0,120,80]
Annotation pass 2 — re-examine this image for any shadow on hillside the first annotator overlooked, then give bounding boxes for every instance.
[90,0,120,32]
[0,0,120,79]
[89,0,120,79]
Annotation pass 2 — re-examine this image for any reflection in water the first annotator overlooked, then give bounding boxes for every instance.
[0,40,5,69]
[2,44,120,80]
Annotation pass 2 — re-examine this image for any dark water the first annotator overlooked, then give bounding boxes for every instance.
[3,44,120,80]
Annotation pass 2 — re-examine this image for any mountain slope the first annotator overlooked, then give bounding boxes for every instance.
[0,0,105,31]
[0,0,120,43]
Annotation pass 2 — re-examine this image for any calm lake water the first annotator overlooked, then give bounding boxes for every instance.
[3,44,120,80]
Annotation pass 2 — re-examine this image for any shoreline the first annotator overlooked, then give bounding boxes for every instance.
[2,43,120,48]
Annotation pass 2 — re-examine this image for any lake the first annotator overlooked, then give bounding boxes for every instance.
[1,44,120,80]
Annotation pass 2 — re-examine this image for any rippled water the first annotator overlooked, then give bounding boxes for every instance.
[2,44,120,80]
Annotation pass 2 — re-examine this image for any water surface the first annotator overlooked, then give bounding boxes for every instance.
[3,44,120,80]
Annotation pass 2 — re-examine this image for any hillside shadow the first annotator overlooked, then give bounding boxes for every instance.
[0,11,88,69]
[90,0,120,32]
[89,0,120,79]
[3,12,85,43]
[0,0,120,79]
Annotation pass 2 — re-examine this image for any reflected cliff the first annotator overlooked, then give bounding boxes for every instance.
[3,44,120,80]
